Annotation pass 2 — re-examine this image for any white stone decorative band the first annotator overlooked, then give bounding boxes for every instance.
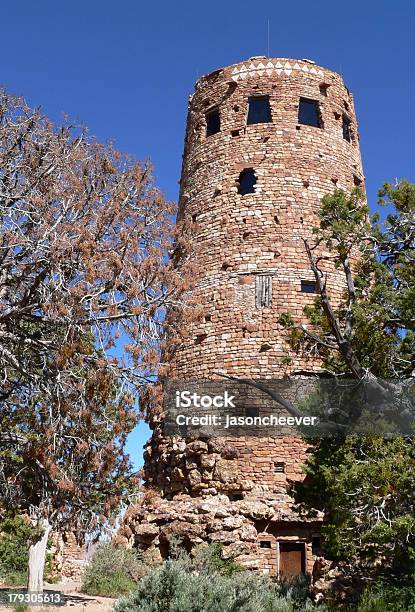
[231,61,325,81]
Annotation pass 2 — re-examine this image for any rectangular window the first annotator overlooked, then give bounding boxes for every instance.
[298,98,322,128]
[255,275,272,307]
[238,168,257,195]
[301,280,317,294]
[247,96,272,124]
[312,535,321,555]
[228,492,243,501]
[275,462,285,473]
[245,406,259,418]
[206,109,220,136]
[259,540,272,548]
[342,115,352,142]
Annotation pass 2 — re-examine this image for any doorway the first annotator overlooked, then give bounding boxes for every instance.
[278,542,305,580]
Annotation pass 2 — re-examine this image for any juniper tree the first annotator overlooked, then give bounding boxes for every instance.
[279,182,415,573]
[0,90,188,591]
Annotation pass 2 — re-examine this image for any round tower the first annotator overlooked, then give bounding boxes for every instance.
[174,56,364,379]
[123,58,365,578]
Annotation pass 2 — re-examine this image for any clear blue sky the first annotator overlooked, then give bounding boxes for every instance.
[1,0,414,468]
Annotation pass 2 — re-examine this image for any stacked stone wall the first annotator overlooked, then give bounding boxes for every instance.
[123,57,366,579]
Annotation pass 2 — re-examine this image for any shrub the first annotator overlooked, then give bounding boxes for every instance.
[358,579,415,612]
[0,515,54,586]
[114,545,324,612]
[0,516,33,582]
[81,542,147,598]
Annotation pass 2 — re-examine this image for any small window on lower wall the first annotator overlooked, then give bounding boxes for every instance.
[301,280,317,294]
[238,168,257,195]
[259,540,272,548]
[228,492,244,501]
[245,406,259,418]
[274,462,285,473]
[312,535,322,554]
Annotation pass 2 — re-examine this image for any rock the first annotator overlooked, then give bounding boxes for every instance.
[222,515,244,530]
[239,523,257,542]
[200,454,216,469]
[238,500,273,519]
[210,530,239,544]
[222,541,254,558]
[214,459,238,484]
[186,458,198,470]
[171,467,185,481]
[186,441,209,455]
[188,469,202,487]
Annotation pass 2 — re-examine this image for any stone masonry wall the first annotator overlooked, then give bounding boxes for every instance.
[122,57,366,579]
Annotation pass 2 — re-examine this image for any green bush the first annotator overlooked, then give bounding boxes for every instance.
[358,579,415,612]
[114,545,324,612]
[81,542,147,598]
[0,516,38,585]
[0,515,54,585]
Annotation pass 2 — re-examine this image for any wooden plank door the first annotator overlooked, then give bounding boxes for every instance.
[279,542,305,580]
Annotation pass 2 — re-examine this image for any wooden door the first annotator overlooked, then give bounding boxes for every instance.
[279,542,305,580]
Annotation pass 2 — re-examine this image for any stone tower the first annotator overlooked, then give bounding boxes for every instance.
[118,57,365,579]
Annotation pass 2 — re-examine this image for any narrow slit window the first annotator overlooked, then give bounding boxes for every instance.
[342,115,353,142]
[301,280,317,294]
[312,535,322,554]
[238,168,257,195]
[275,462,285,473]
[256,275,272,307]
[206,109,220,136]
[298,98,322,128]
[247,96,272,124]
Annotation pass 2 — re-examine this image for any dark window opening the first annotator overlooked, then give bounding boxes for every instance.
[228,492,243,501]
[353,174,362,186]
[312,535,322,555]
[298,98,322,128]
[247,96,272,124]
[195,333,207,344]
[275,462,285,473]
[319,83,329,96]
[301,280,317,294]
[245,406,259,418]
[256,275,272,307]
[206,109,220,136]
[259,540,272,548]
[238,168,257,195]
[342,115,353,142]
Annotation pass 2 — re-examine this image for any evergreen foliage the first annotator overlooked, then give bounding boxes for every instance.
[278,181,415,587]
[114,545,323,612]
[81,542,147,598]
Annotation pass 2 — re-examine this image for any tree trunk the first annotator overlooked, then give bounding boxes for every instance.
[27,517,51,593]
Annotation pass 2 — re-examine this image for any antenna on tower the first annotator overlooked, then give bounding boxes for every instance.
[267,19,270,57]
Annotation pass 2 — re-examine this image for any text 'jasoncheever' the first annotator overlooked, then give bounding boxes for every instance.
[174,391,318,429]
